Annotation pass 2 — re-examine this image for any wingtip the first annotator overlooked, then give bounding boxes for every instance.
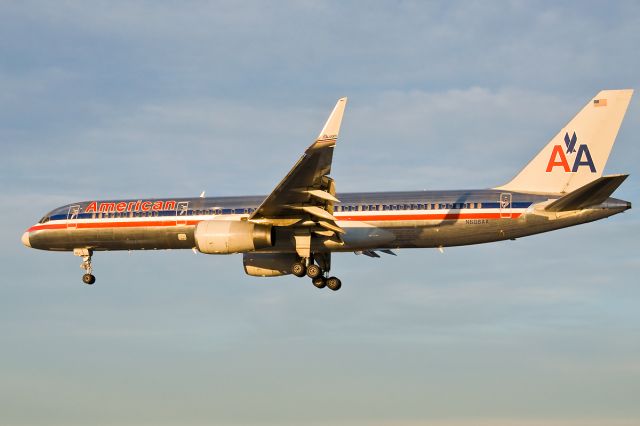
[316,97,348,141]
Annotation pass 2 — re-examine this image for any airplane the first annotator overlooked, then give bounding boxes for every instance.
[21,90,633,291]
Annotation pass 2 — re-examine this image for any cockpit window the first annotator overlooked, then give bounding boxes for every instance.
[39,216,50,224]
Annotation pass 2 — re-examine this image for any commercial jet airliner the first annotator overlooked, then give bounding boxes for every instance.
[22,90,633,291]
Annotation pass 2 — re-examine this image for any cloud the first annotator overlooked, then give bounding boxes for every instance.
[2,2,640,425]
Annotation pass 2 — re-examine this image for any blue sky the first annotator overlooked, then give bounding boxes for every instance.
[1,1,639,425]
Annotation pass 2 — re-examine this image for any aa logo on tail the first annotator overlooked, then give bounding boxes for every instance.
[546,132,596,173]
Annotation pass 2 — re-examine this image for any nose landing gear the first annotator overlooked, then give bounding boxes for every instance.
[74,248,95,285]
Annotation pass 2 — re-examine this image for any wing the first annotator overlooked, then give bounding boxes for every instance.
[250,98,347,239]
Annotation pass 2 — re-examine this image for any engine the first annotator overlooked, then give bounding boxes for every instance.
[243,253,298,277]
[194,220,274,254]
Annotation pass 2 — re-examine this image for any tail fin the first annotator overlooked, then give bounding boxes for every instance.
[496,89,633,194]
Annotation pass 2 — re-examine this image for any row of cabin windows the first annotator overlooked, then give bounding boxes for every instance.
[89,208,257,219]
[84,203,483,219]
[334,202,482,212]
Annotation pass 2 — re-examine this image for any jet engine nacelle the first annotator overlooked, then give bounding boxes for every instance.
[243,253,298,277]
[194,220,274,254]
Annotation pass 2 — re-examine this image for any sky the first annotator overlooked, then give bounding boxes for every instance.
[1,1,639,425]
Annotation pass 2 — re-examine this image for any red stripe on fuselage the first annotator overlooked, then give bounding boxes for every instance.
[28,220,202,232]
[27,212,522,233]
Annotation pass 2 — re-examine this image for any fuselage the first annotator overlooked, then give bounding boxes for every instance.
[22,189,631,253]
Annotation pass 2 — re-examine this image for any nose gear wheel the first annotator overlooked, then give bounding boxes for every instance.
[74,248,96,285]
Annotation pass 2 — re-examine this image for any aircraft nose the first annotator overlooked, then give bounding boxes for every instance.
[21,231,31,248]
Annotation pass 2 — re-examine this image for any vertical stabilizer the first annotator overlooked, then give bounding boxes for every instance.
[496,89,633,194]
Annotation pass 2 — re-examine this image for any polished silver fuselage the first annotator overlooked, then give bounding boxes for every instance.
[25,189,630,253]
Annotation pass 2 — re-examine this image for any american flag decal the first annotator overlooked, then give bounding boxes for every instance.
[594,99,608,107]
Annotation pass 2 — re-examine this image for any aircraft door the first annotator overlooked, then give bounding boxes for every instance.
[176,201,189,226]
[499,193,512,218]
[67,205,80,229]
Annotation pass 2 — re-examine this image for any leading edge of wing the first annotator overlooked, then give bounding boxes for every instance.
[249,98,347,221]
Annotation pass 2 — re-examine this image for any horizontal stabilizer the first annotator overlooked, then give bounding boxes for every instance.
[545,174,628,212]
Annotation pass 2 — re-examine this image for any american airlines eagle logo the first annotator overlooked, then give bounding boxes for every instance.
[546,132,596,173]
[564,131,577,153]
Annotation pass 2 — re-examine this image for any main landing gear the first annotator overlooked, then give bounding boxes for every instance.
[74,248,95,285]
[291,258,342,291]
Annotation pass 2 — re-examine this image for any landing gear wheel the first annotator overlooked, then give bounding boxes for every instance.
[291,262,307,278]
[82,274,96,285]
[312,276,326,288]
[326,277,341,291]
[306,264,322,279]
